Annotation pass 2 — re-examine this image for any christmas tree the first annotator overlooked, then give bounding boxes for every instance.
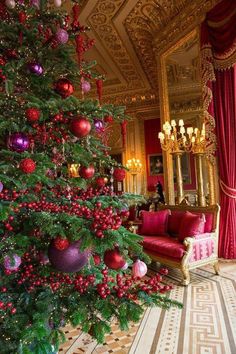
[0,1,182,352]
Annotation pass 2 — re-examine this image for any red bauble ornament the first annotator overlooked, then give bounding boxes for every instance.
[113,168,126,181]
[104,248,126,270]
[25,107,41,122]
[79,165,95,179]
[53,236,69,251]
[54,78,74,98]
[70,117,91,138]
[96,177,106,187]
[19,158,36,174]
[93,254,101,265]
[104,115,113,123]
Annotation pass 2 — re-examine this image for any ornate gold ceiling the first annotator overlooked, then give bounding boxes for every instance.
[66,0,220,111]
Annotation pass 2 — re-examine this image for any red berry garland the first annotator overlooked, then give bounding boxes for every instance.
[53,236,69,251]
[19,158,36,174]
[25,107,41,122]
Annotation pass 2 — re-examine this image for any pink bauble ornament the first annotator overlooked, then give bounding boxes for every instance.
[0,182,3,192]
[81,80,91,93]
[5,0,16,9]
[56,29,69,44]
[132,259,147,278]
[54,0,62,7]
[4,254,21,271]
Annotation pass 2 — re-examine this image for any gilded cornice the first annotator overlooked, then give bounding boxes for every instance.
[153,0,221,55]
[124,0,188,90]
[86,0,144,89]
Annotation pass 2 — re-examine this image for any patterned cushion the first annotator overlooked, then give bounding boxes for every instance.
[178,211,205,242]
[138,210,170,236]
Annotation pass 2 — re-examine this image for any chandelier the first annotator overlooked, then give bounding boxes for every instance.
[158,119,206,154]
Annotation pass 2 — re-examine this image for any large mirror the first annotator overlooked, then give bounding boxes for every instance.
[158,29,212,206]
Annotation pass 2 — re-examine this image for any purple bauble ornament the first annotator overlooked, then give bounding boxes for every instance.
[48,240,90,273]
[8,133,30,153]
[30,0,40,9]
[4,254,21,271]
[81,80,91,93]
[56,29,69,44]
[0,182,3,193]
[28,62,44,76]
[94,119,104,131]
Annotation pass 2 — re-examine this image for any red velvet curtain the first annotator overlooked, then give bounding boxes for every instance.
[201,0,236,259]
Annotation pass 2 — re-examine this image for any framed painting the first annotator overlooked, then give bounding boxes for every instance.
[148,154,163,176]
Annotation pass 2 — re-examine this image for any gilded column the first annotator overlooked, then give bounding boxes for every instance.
[173,152,184,204]
[194,153,206,206]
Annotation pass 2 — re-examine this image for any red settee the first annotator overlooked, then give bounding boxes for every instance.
[136,204,220,285]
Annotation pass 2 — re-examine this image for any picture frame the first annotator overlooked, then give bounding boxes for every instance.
[148,154,164,176]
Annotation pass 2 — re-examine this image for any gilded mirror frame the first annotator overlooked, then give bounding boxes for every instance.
[156,28,218,206]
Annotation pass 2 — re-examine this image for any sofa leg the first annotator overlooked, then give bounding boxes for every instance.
[213,261,220,275]
[181,267,190,286]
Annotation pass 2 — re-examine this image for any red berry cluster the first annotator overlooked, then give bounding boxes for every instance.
[95,268,172,300]
[0,301,17,316]
[91,202,122,238]
[73,274,95,294]
[52,113,69,124]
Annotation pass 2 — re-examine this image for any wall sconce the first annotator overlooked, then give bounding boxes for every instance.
[126,158,142,194]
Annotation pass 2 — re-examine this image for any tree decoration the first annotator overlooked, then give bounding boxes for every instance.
[25,107,41,122]
[48,240,89,273]
[54,78,74,98]
[104,248,126,270]
[7,132,30,153]
[54,0,62,7]
[93,254,101,265]
[113,168,126,181]
[79,165,95,179]
[28,62,44,76]
[31,0,40,9]
[70,117,91,138]
[56,28,69,44]
[121,120,128,147]
[96,177,106,187]
[19,158,36,174]
[104,115,113,123]
[94,119,104,132]
[132,259,147,278]
[4,254,21,271]
[5,0,15,9]
[0,181,3,192]
[81,78,91,94]
[53,236,69,251]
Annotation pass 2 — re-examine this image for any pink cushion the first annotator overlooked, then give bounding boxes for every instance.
[193,212,214,232]
[143,236,185,259]
[167,211,185,235]
[178,211,205,242]
[138,210,170,236]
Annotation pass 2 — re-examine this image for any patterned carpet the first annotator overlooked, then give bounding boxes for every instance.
[59,261,236,354]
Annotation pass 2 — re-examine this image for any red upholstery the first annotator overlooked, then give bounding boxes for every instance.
[168,211,214,235]
[139,210,170,236]
[168,211,185,236]
[178,211,205,242]
[143,236,186,259]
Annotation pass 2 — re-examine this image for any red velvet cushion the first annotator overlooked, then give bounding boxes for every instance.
[178,211,205,241]
[138,210,170,236]
[143,236,185,259]
[167,211,185,235]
